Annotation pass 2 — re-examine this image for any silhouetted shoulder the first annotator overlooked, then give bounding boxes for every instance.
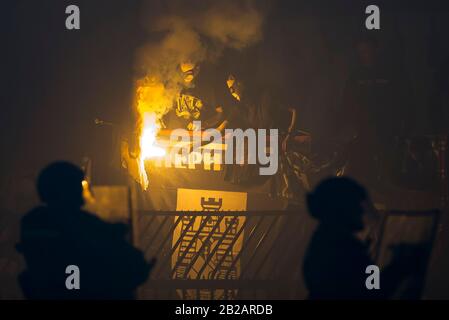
[303,228,374,299]
[19,206,61,242]
[76,209,128,238]
[21,206,52,225]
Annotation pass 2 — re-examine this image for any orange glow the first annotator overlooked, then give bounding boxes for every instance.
[134,79,169,190]
[137,113,165,189]
[140,114,166,160]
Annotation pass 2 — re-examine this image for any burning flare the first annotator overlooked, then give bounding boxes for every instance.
[137,113,166,189]
[135,79,170,189]
[140,113,166,160]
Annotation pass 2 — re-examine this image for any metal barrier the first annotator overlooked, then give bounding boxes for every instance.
[133,210,312,300]
[374,209,440,299]
[133,208,441,300]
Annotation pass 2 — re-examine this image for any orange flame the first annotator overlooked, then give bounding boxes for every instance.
[136,113,166,189]
[135,79,170,189]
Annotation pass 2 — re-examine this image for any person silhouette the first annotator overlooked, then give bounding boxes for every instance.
[16,161,153,299]
[303,177,416,299]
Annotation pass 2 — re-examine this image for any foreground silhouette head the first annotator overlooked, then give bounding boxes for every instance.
[307,177,368,232]
[37,161,85,208]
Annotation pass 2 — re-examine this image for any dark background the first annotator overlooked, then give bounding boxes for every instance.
[2,0,449,187]
[1,0,449,299]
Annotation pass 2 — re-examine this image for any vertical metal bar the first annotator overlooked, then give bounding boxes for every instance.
[373,211,388,263]
[152,215,183,258]
[222,216,267,280]
[129,185,142,300]
[264,215,301,279]
[182,215,226,278]
[154,214,197,277]
[143,215,170,258]
[412,210,441,299]
[196,216,240,279]
[238,215,280,280]
[139,215,156,243]
[128,186,138,247]
[170,215,211,277]
[253,216,284,278]
[210,217,250,279]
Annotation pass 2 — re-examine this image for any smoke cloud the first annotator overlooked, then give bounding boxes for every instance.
[134,0,265,119]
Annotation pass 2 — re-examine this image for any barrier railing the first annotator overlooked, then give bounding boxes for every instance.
[134,210,309,299]
[133,208,441,300]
